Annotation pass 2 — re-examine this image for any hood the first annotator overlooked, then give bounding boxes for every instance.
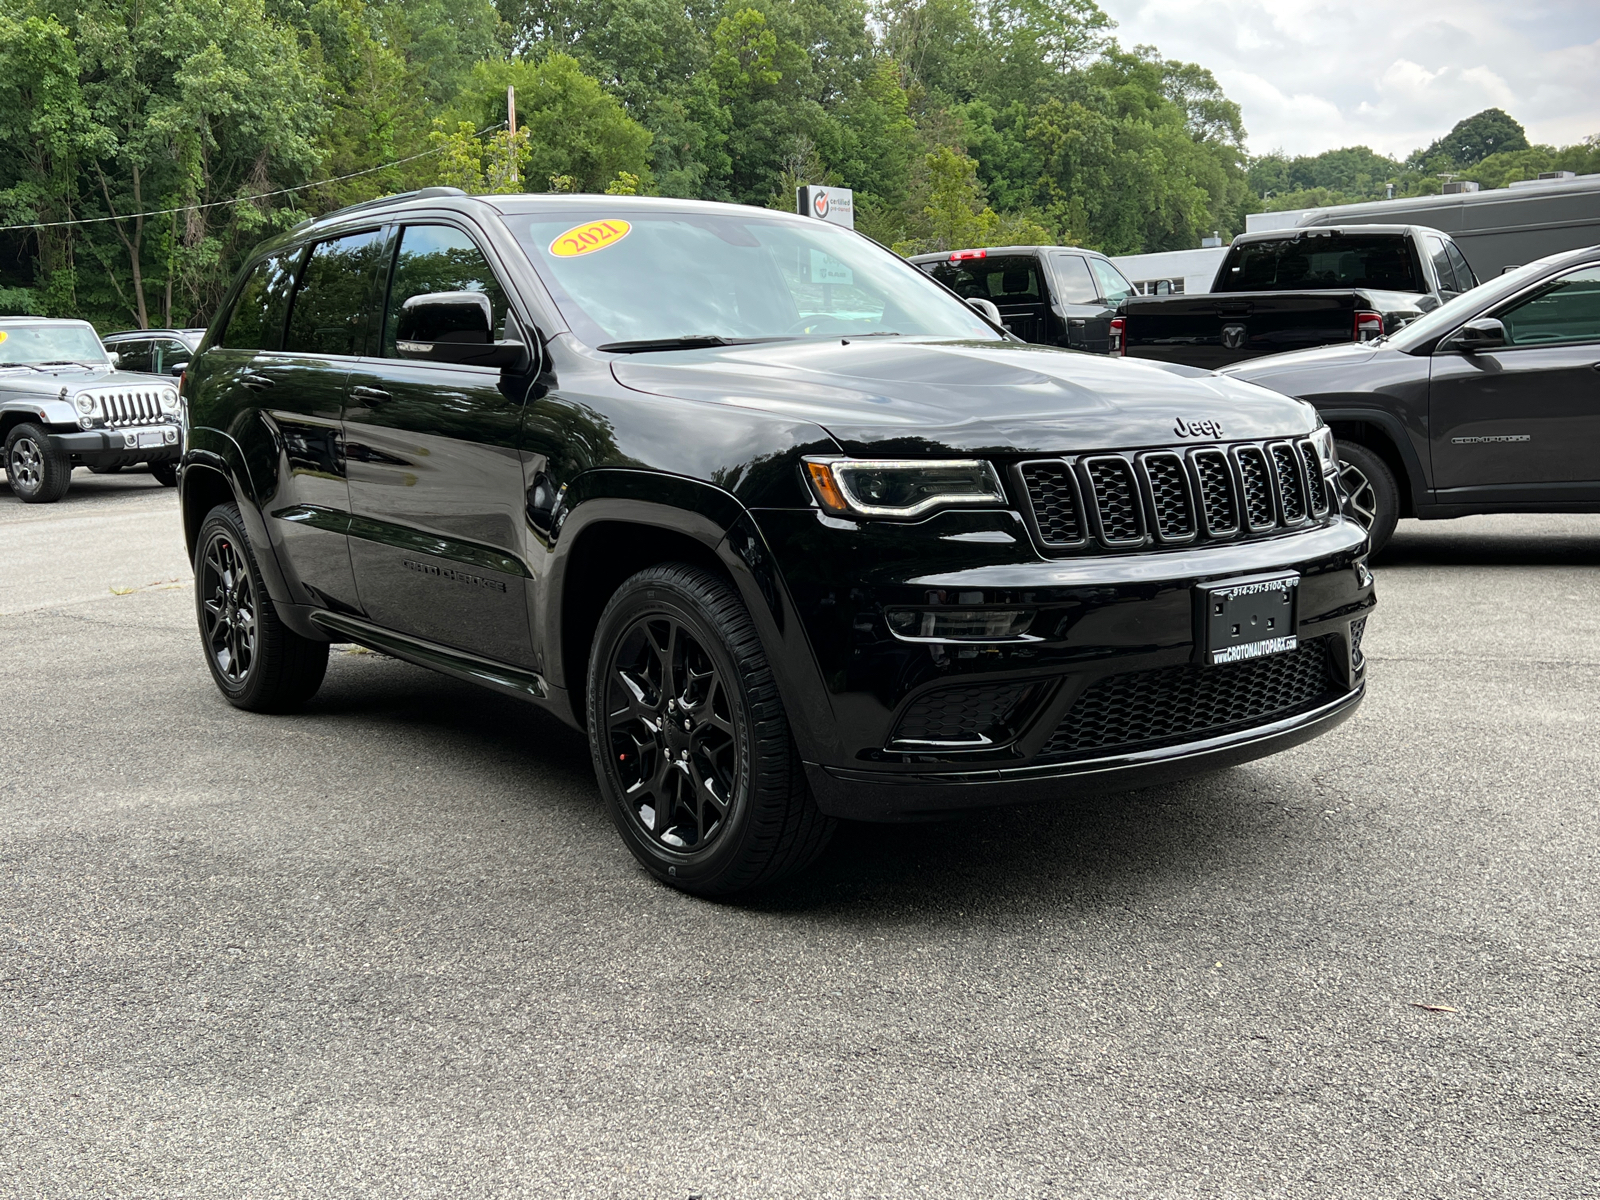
[1219,340,1385,383]
[0,364,167,394]
[611,338,1318,456]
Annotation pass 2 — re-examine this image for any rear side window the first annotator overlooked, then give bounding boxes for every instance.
[1089,258,1133,303]
[219,251,300,350]
[925,256,1043,303]
[1218,235,1423,293]
[383,225,510,356]
[1497,265,1600,347]
[1049,254,1099,303]
[1445,241,1477,291]
[284,230,388,356]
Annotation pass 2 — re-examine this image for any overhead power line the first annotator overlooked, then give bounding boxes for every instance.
[0,122,507,234]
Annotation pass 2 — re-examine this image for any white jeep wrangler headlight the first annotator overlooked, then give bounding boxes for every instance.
[160,388,179,413]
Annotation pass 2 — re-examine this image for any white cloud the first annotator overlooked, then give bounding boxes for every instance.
[1099,0,1600,158]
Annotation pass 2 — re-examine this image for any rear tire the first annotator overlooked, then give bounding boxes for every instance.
[1335,439,1398,555]
[150,460,178,487]
[195,503,328,712]
[5,423,73,503]
[587,564,834,896]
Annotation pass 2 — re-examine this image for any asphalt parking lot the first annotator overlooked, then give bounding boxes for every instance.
[2,472,1596,1198]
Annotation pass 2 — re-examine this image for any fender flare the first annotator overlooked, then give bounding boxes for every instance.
[1318,406,1430,512]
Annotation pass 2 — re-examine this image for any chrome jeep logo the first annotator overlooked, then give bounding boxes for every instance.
[1174,416,1223,440]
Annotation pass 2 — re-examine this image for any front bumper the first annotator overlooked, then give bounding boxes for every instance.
[49,426,180,466]
[753,506,1375,819]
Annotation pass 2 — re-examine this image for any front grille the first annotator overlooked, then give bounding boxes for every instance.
[1235,446,1276,530]
[1019,461,1084,546]
[1037,637,1341,762]
[1016,438,1333,554]
[890,681,1037,748]
[83,387,167,427]
[1271,442,1306,523]
[1086,458,1143,542]
[1350,617,1367,671]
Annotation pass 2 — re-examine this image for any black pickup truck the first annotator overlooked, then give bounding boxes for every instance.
[1116,225,1478,369]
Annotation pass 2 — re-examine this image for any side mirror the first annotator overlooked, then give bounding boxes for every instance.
[396,291,524,368]
[169,361,189,376]
[107,351,121,367]
[1446,316,1506,353]
[1154,279,1171,295]
[967,297,1004,326]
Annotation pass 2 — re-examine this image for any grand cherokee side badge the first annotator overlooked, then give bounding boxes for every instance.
[1174,416,1223,439]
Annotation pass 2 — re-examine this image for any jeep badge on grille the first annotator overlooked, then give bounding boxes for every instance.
[1174,416,1223,439]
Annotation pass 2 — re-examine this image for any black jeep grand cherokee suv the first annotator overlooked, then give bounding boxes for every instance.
[180,189,1376,894]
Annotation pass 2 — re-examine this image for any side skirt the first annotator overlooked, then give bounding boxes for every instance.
[309,610,549,703]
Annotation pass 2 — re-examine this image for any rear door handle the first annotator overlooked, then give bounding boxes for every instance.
[240,372,275,391]
[349,385,391,403]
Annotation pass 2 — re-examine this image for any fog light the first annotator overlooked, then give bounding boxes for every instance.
[164,426,178,444]
[122,430,138,449]
[886,608,1036,642]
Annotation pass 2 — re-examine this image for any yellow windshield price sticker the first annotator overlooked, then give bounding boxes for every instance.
[549,219,631,258]
[0,331,7,344]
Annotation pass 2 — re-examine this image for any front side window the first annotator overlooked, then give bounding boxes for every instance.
[1497,266,1600,347]
[1218,235,1423,293]
[1445,242,1478,291]
[1049,254,1099,303]
[1425,236,1458,293]
[513,211,997,345]
[113,340,152,372]
[1089,258,1133,303]
[926,256,1044,304]
[220,251,301,351]
[0,322,110,367]
[383,225,510,356]
[284,230,388,356]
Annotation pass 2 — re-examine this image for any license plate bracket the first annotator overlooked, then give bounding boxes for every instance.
[136,429,165,449]
[1200,572,1299,665]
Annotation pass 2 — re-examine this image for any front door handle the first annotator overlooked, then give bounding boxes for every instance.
[240,372,275,391]
[349,385,391,404]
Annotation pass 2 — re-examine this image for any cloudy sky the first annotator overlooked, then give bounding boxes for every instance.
[1100,0,1600,159]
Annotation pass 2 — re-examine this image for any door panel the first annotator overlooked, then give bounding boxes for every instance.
[1430,265,1600,492]
[344,222,535,666]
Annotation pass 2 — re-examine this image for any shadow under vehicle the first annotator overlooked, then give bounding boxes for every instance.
[0,317,184,502]
[1221,244,1600,554]
[177,189,1376,895]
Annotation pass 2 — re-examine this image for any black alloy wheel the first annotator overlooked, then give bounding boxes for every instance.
[194,503,329,711]
[5,423,72,503]
[1334,439,1398,556]
[588,564,834,895]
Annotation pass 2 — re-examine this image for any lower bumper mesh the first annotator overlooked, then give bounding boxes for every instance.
[1037,636,1343,763]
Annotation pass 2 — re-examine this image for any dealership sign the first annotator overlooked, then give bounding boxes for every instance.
[798,185,854,229]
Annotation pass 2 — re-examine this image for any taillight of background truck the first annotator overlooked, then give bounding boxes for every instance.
[1354,311,1384,342]
[1110,316,1126,355]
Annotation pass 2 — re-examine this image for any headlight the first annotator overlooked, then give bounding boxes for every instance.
[804,458,1006,519]
[160,388,179,412]
[75,395,95,414]
[1309,425,1337,475]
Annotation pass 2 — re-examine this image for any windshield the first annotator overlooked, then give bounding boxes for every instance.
[1216,234,1423,293]
[513,211,999,347]
[0,322,109,367]
[1387,254,1576,351]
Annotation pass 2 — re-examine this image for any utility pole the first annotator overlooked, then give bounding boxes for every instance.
[505,85,518,193]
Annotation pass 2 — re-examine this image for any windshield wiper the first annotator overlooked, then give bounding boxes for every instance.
[0,362,51,372]
[596,335,795,353]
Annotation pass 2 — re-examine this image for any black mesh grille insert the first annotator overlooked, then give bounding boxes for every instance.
[1020,462,1083,545]
[1236,447,1275,529]
[1271,443,1306,523]
[1193,450,1238,535]
[1143,454,1194,540]
[891,681,1035,746]
[1038,637,1340,762]
[1350,617,1366,670]
[1088,459,1142,542]
[1300,444,1328,514]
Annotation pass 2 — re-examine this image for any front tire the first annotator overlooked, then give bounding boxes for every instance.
[587,564,834,895]
[195,503,328,712]
[1336,439,1398,555]
[5,423,72,503]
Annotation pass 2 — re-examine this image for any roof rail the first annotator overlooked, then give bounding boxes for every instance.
[289,186,472,231]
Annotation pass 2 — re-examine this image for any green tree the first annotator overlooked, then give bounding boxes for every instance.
[1423,107,1529,168]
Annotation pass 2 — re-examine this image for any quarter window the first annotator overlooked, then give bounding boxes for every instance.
[384,225,510,357]
[284,230,388,356]
[1496,266,1600,347]
[219,251,300,351]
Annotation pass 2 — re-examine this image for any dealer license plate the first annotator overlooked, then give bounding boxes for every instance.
[1201,573,1298,665]
[137,429,165,448]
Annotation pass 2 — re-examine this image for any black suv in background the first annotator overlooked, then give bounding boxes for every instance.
[909,245,1135,352]
[1224,244,1600,552]
[179,190,1375,894]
